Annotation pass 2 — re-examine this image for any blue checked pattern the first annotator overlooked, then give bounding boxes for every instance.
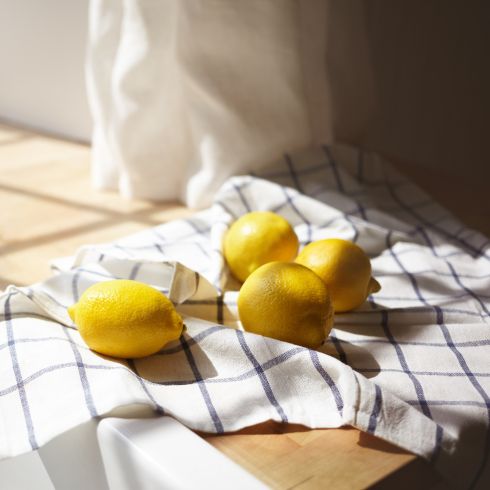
[1,144,489,488]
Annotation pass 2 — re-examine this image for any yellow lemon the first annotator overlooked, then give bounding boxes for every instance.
[295,238,381,312]
[68,280,183,359]
[223,211,299,283]
[238,262,334,349]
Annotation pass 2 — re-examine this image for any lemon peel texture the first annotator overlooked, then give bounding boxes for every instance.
[68,279,183,358]
[295,238,381,312]
[238,262,334,349]
[224,211,299,283]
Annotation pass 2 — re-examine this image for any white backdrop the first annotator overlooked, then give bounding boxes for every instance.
[0,1,488,190]
[0,0,91,141]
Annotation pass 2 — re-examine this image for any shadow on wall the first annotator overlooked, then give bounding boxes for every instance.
[326,0,490,181]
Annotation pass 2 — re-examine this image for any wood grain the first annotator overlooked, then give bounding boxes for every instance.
[201,423,439,489]
[0,123,192,290]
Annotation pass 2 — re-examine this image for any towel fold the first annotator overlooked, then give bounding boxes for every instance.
[1,144,489,488]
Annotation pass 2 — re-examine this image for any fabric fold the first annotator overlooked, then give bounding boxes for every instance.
[1,144,489,488]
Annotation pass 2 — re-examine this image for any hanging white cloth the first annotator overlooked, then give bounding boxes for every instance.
[86,0,332,208]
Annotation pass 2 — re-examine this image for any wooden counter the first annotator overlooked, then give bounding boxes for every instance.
[2,122,478,488]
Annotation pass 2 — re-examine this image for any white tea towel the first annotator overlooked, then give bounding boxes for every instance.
[2,144,490,488]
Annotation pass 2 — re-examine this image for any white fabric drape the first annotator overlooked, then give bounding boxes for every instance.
[86,0,332,208]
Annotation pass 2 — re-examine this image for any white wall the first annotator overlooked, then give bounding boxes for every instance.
[0,0,487,180]
[327,0,490,180]
[0,0,91,142]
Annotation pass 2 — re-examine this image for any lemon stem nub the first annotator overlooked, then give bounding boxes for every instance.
[368,277,381,295]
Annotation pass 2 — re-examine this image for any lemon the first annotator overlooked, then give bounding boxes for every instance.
[223,211,299,283]
[238,262,334,349]
[295,238,381,312]
[68,280,183,359]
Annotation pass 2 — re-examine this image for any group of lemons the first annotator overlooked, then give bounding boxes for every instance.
[225,212,380,348]
[69,211,380,358]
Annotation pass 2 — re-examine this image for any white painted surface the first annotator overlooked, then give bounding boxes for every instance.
[37,419,110,490]
[98,417,268,490]
[0,450,54,490]
[0,0,91,141]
